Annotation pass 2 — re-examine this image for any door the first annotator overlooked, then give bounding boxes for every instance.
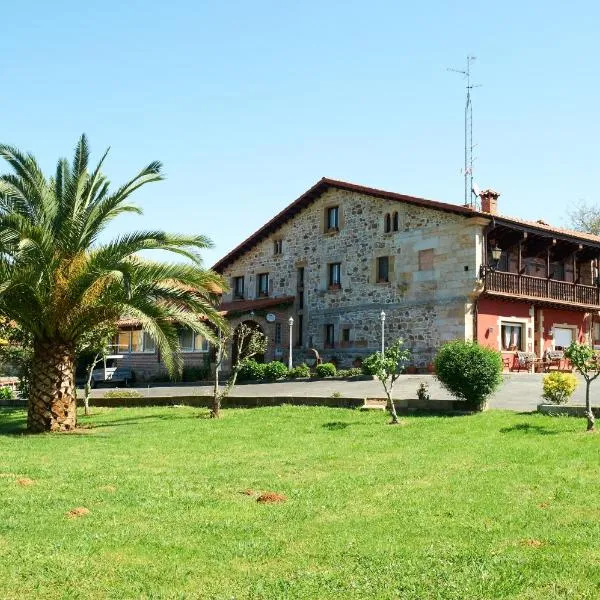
[553,327,574,350]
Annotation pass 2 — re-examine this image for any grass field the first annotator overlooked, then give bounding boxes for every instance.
[1,406,600,599]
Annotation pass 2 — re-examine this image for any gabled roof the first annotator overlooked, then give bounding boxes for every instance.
[212,177,600,272]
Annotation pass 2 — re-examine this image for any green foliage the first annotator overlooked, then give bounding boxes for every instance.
[315,363,337,377]
[417,382,430,402]
[238,359,267,381]
[564,342,600,380]
[568,200,600,235]
[542,372,577,404]
[337,367,363,378]
[434,341,503,408]
[0,386,14,400]
[102,389,143,398]
[0,318,32,398]
[288,363,311,379]
[0,135,227,379]
[180,365,211,382]
[362,341,411,381]
[264,361,288,381]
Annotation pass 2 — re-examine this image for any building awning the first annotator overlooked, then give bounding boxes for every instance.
[220,296,295,316]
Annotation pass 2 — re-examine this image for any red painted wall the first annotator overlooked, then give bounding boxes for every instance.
[539,308,587,352]
[477,297,531,351]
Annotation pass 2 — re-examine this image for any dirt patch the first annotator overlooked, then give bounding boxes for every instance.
[521,539,544,548]
[100,485,117,493]
[537,502,550,509]
[256,492,287,504]
[16,478,35,487]
[240,489,256,496]
[66,507,90,519]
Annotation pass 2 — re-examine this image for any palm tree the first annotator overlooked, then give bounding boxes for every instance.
[0,135,226,432]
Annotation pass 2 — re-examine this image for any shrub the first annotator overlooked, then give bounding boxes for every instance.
[315,363,337,378]
[264,361,288,381]
[238,359,267,381]
[337,368,363,378]
[434,341,503,409]
[0,386,14,400]
[181,365,210,382]
[416,382,430,402]
[542,372,577,404]
[288,363,311,379]
[103,390,143,399]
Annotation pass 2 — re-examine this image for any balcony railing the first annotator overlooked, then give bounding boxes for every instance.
[484,270,600,307]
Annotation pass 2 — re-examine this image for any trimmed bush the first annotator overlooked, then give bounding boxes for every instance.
[103,390,143,399]
[181,365,210,382]
[238,359,267,381]
[288,364,311,379]
[315,363,337,378]
[542,372,577,404]
[434,341,503,409]
[337,368,363,378]
[264,361,289,381]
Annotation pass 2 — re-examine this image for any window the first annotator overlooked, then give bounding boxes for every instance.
[275,322,282,345]
[384,213,391,233]
[297,267,304,288]
[501,322,524,351]
[258,273,269,297]
[297,314,303,346]
[143,332,156,353]
[298,290,304,309]
[328,263,341,288]
[115,330,156,353]
[553,327,574,350]
[233,276,244,299]
[392,212,399,231]
[273,239,283,255]
[325,324,335,348]
[342,327,351,343]
[116,331,130,353]
[179,328,194,352]
[326,206,339,231]
[130,330,144,353]
[194,334,209,352]
[178,328,209,353]
[377,256,389,283]
[418,249,434,271]
[550,261,565,281]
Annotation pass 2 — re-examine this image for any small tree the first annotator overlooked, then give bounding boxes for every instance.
[362,339,411,424]
[564,342,600,431]
[567,201,600,235]
[212,323,267,418]
[77,324,117,416]
[434,341,503,410]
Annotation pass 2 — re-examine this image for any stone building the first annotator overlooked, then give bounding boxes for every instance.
[213,178,600,372]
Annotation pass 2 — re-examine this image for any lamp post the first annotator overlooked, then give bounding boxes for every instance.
[479,244,503,279]
[288,317,294,369]
[380,310,386,354]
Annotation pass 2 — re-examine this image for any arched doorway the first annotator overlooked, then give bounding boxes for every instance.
[231,320,265,366]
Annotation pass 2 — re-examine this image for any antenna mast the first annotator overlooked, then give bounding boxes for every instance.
[448,56,479,207]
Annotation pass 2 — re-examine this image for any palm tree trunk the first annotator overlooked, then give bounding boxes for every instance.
[27,340,77,433]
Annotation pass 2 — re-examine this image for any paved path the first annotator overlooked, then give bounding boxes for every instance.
[84,373,596,413]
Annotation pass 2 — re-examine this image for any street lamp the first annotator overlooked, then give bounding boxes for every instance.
[380,310,386,354]
[479,244,503,279]
[288,317,294,369]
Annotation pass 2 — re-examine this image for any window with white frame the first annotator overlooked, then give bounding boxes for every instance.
[178,327,210,353]
[501,322,525,351]
[258,273,269,297]
[115,330,157,354]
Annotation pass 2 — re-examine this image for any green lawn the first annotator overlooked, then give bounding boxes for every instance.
[1,406,600,599]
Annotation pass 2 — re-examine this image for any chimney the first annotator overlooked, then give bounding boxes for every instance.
[480,189,500,214]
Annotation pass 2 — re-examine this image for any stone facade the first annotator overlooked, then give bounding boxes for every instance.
[219,186,486,368]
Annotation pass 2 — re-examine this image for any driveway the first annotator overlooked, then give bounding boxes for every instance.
[83,373,594,413]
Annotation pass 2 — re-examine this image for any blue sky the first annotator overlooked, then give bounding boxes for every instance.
[2,1,598,266]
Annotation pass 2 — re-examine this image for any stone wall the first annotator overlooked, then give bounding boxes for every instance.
[220,187,485,368]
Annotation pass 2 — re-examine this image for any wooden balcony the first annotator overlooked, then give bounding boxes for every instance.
[484,270,600,309]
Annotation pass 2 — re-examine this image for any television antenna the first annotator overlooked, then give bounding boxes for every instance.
[447,56,481,208]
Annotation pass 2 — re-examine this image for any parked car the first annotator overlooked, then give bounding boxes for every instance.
[90,358,134,388]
